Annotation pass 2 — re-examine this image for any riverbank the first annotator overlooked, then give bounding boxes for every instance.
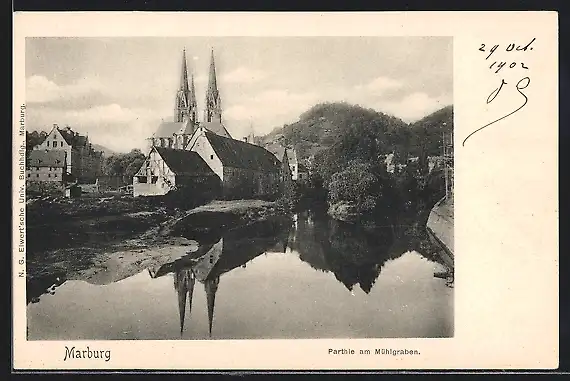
[26,196,285,302]
[426,195,454,268]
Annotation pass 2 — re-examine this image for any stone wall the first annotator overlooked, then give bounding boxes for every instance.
[222,167,279,200]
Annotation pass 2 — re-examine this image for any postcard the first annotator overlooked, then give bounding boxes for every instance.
[12,11,559,370]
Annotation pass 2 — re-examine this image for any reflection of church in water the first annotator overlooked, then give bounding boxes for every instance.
[173,269,219,337]
[150,220,290,338]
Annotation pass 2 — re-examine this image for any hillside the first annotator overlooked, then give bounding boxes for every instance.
[408,105,453,156]
[91,143,117,157]
[261,102,409,164]
[260,102,453,179]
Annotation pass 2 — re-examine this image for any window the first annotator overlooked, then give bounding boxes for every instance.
[210,155,214,160]
[48,174,51,178]
[60,141,64,147]
[36,167,39,171]
[53,141,57,147]
[54,174,57,178]
[138,176,147,183]
[36,174,39,178]
[46,141,50,147]
[27,174,30,178]
[49,167,52,171]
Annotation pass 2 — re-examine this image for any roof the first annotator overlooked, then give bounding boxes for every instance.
[57,127,88,147]
[204,131,281,172]
[154,147,213,176]
[154,120,195,138]
[29,150,66,168]
[266,145,298,166]
[201,121,231,139]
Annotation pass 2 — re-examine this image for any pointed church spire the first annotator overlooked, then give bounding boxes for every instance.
[207,49,218,94]
[180,48,190,93]
[204,49,222,124]
[205,276,220,338]
[174,269,196,337]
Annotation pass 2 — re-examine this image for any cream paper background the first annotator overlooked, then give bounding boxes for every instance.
[12,11,559,370]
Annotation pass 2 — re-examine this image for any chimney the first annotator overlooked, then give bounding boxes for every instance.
[53,123,58,129]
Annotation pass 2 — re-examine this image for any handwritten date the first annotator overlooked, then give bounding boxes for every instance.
[479,38,535,73]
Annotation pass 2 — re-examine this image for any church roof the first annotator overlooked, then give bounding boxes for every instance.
[204,131,281,172]
[154,147,213,176]
[154,120,195,138]
[201,120,231,139]
[29,150,66,168]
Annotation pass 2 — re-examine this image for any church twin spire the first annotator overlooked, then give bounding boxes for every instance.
[175,48,222,125]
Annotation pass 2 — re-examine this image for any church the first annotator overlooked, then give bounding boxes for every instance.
[133,49,281,199]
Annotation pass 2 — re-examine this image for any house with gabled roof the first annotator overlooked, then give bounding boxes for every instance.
[186,127,281,199]
[133,146,220,197]
[32,124,104,182]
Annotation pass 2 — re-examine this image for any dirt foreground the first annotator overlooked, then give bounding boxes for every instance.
[26,196,283,303]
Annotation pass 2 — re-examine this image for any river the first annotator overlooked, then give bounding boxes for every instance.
[27,211,453,340]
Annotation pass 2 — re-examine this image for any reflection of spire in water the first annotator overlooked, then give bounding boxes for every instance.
[174,269,195,336]
[205,276,220,338]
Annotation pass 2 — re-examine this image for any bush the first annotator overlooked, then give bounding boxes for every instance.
[327,161,390,213]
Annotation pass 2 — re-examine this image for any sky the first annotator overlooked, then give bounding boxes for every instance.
[25,37,453,153]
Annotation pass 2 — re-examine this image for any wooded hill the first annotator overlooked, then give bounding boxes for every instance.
[261,102,453,180]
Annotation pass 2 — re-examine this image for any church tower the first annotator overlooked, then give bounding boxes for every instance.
[204,50,222,124]
[175,49,197,123]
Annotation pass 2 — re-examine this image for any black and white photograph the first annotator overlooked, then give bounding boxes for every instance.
[23,36,455,341]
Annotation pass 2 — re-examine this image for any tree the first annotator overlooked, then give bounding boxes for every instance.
[103,149,146,179]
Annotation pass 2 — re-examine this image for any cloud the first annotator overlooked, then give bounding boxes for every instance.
[373,92,452,123]
[27,103,160,153]
[224,89,320,134]
[355,76,403,95]
[26,75,106,104]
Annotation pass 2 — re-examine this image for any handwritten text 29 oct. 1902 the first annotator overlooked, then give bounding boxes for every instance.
[462,38,535,147]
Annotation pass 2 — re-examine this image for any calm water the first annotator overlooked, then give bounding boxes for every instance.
[27,212,453,340]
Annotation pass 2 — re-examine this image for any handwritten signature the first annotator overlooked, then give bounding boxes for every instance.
[462,77,530,147]
[462,38,535,147]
